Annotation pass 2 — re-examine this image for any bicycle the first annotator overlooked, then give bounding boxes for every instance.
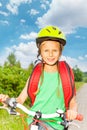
[0,98,83,130]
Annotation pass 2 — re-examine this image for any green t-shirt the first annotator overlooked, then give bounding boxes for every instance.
[27,71,65,130]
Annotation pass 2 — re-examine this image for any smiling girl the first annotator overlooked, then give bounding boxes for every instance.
[0,26,77,130]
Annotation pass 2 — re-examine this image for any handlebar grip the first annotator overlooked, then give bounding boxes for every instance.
[0,98,10,105]
[0,98,16,104]
[4,98,17,108]
[76,114,83,121]
[4,98,10,104]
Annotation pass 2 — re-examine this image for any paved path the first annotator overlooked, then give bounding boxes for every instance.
[69,83,87,130]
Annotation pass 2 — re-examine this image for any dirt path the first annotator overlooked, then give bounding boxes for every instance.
[69,83,87,130]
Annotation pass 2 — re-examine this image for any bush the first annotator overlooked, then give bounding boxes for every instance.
[0,66,29,97]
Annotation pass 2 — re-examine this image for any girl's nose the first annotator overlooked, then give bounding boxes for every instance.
[49,51,53,57]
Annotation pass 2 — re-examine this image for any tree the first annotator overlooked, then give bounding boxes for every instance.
[7,53,16,66]
[73,65,83,81]
[27,63,34,75]
[15,61,21,68]
[4,53,21,67]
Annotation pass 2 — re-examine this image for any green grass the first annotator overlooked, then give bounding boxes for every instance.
[75,82,84,90]
[0,109,28,130]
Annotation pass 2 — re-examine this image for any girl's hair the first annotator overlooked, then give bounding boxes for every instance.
[34,63,44,95]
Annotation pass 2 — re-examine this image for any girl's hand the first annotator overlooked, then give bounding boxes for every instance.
[66,109,77,120]
[0,94,9,105]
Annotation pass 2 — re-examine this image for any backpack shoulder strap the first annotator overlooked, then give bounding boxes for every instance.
[27,63,42,105]
[59,61,76,110]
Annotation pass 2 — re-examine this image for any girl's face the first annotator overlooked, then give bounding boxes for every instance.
[40,40,61,66]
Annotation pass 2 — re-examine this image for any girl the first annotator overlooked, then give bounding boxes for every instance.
[0,26,77,130]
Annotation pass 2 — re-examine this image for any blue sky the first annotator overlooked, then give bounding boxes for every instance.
[0,0,87,72]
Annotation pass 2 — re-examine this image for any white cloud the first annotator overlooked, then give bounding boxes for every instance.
[29,9,39,15]
[75,35,86,40]
[6,0,32,14]
[0,2,2,7]
[78,56,84,60]
[20,32,37,40]
[0,11,9,16]
[60,55,78,67]
[78,55,87,60]
[5,42,38,68]
[40,0,50,7]
[0,20,9,25]
[0,55,7,66]
[40,0,50,10]
[36,0,87,34]
[85,55,87,58]
[40,4,46,10]
[6,3,18,15]
[60,55,87,72]
[20,19,26,23]
[75,35,81,39]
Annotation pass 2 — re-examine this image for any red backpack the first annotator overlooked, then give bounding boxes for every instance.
[27,61,76,110]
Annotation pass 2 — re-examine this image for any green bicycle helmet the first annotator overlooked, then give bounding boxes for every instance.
[36,25,66,47]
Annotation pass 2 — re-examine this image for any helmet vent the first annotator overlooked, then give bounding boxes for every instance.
[58,31,62,34]
[52,27,56,30]
[46,29,51,33]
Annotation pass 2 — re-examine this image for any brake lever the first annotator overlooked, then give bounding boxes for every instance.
[0,106,20,115]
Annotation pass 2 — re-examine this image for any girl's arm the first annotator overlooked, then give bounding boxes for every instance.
[16,78,29,104]
[67,96,78,120]
[69,96,78,111]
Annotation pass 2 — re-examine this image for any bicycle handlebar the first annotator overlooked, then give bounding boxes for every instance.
[16,103,83,121]
[0,98,83,128]
[4,98,83,120]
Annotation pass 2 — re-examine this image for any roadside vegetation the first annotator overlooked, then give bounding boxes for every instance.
[75,82,84,90]
[0,53,86,130]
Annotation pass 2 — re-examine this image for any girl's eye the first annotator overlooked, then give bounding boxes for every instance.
[53,50,58,52]
[44,50,48,52]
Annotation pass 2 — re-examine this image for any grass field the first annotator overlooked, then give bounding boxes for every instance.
[0,109,27,130]
[0,82,85,130]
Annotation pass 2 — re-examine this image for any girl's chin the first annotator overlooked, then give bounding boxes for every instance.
[45,61,58,66]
